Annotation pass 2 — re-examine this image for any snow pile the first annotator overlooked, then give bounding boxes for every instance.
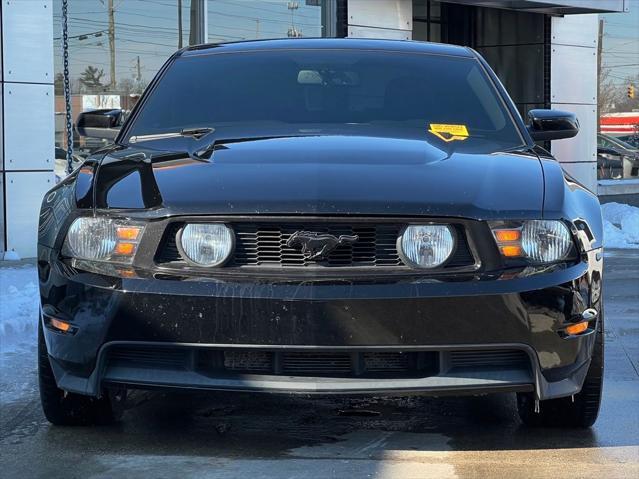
[602,202,639,249]
[0,264,39,353]
[2,250,21,261]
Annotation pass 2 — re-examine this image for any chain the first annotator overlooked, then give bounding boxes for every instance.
[62,0,74,174]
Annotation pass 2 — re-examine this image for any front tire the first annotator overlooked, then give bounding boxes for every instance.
[38,320,121,426]
[517,313,604,428]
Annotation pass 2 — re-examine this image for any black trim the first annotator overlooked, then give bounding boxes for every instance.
[336,0,347,38]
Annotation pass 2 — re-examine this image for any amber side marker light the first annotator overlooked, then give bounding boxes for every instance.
[50,318,73,333]
[565,322,589,335]
[495,229,521,242]
[501,245,523,257]
[117,227,141,241]
[115,242,136,255]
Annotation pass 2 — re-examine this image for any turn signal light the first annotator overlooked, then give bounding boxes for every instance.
[50,318,72,333]
[115,242,136,255]
[117,227,141,241]
[501,245,523,257]
[495,229,521,242]
[565,321,589,335]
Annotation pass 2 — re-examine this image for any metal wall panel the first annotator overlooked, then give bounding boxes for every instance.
[550,14,598,191]
[348,25,411,40]
[0,176,4,254]
[556,161,597,193]
[0,84,3,170]
[4,83,55,170]
[550,44,597,105]
[349,0,412,31]
[550,103,597,163]
[5,172,53,258]
[550,14,598,48]
[1,0,54,84]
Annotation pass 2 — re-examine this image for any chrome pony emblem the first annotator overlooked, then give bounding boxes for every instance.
[286,231,359,260]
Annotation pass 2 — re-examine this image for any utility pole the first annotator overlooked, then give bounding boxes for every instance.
[287,1,302,38]
[178,0,183,49]
[136,56,141,83]
[256,19,260,39]
[597,18,604,133]
[108,0,116,89]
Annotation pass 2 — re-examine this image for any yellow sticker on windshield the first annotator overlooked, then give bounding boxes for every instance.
[428,124,469,142]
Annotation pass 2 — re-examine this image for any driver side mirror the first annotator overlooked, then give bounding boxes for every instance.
[76,108,123,140]
[527,109,579,141]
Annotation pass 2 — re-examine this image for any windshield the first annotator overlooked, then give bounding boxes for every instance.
[126,49,524,152]
[608,136,637,151]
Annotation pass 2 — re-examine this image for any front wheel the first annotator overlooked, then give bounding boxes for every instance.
[38,320,122,426]
[517,313,604,428]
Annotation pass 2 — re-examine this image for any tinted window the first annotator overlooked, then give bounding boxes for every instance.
[127,49,524,151]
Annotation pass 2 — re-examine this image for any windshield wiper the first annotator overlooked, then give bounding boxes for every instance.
[129,127,214,143]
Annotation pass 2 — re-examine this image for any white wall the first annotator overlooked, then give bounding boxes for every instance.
[550,14,599,192]
[1,0,55,258]
[347,0,412,39]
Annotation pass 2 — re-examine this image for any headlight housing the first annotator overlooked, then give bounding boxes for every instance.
[178,223,234,267]
[399,224,455,269]
[491,220,574,264]
[63,217,145,264]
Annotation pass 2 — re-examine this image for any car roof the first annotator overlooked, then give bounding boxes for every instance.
[179,38,474,58]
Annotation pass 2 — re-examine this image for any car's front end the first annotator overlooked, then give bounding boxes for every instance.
[40,209,601,401]
[38,39,604,427]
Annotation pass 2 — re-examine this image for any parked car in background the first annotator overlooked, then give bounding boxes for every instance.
[616,134,639,149]
[596,133,639,179]
[597,133,639,154]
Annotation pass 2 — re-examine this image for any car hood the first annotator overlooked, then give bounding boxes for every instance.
[94,135,544,219]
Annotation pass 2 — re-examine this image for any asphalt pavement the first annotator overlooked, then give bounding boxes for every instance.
[1,250,638,478]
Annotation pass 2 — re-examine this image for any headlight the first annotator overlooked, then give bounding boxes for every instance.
[521,220,572,262]
[64,217,144,263]
[178,223,233,267]
[491,220,573,263]
[399,225,455,268]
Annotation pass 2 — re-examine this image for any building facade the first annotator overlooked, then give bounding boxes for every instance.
[0,0,631,257]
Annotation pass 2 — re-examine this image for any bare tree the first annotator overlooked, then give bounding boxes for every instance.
[598,67,618,115]
[79,65,106,93]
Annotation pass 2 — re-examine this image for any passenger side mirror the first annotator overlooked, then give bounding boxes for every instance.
[526,109,579,141]
[76,109,123,140]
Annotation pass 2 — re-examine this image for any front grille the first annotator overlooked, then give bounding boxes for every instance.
[107,347,439,379]
[108,347,190,369]
[105,347,531,380]
[156,221,476,270]
[282,352,353,374]
[449,350,529,369]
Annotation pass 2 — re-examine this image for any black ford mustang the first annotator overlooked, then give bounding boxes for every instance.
[38,39,604,428]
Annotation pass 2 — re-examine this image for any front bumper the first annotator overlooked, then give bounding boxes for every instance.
[39,248,602,400]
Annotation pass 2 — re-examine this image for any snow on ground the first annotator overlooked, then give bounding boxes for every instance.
[602,202,639,249]
[0,263,39,353]
[0,263,39,404]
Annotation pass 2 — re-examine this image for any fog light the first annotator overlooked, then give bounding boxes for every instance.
[399,224,455,269]
[178,223,234,267]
